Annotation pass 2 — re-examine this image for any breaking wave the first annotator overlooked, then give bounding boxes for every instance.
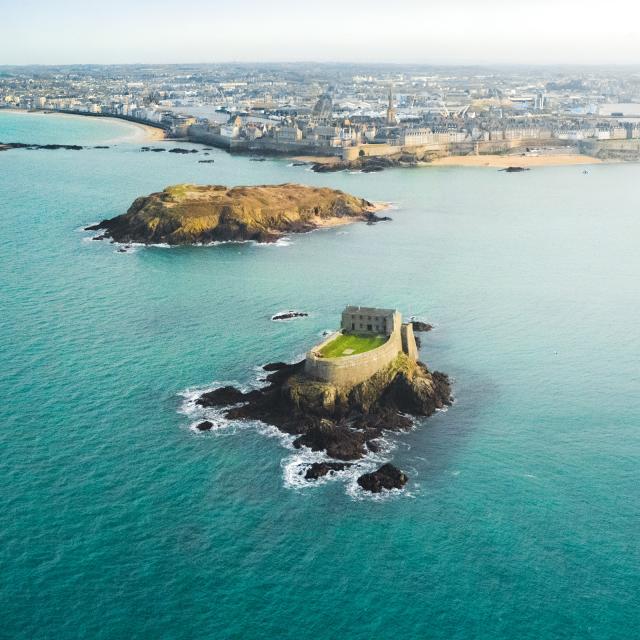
[177,369,418,499]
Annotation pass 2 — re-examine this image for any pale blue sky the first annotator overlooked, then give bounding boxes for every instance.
[2,0,640,65]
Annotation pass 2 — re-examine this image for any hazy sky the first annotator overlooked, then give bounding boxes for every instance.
[3,0,640,65]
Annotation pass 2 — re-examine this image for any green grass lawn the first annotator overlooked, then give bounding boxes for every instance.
[318,333,387,358]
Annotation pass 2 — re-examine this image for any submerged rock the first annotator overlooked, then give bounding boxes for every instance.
[196,420,213,431]
[0,142,84,151]
[357,463,408,493]
[500,166,530,172]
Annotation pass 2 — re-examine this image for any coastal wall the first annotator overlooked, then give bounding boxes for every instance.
[188,125,340,156]
[341,138,575,162]
[580,138,640,160]
[401,323,419,361]
[305,319,419,387]
[342,144,401,161]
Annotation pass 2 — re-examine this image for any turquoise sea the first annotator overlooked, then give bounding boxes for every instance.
[1,111,638,639]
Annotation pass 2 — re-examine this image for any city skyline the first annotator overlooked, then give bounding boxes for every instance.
[5,0,640,66]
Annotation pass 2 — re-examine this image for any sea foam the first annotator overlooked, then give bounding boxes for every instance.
[178,368,416,499]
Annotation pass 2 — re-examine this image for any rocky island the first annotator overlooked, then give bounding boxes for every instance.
[86,183,383,244]
[194,306,452,493]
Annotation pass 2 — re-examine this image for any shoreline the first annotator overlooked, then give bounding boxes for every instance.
[0,108,166,142]
[427,153,603,168]
[289,151,605,171]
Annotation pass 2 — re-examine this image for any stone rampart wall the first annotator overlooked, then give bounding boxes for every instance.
[580,139,640,160]
[304,329,403,387]
[401,323,419,361]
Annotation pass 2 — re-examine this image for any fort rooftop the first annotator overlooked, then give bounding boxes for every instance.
[318,333,386,358]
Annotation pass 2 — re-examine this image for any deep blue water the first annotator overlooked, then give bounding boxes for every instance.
[1,111,639,639]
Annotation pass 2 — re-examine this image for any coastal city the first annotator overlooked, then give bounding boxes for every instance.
[3,63,640,163]
[3,0,640,632]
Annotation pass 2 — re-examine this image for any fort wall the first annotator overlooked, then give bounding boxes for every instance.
[304,309,419,387]
[401,323,419,362]
[580,138,640,160]
[304,328,404,387]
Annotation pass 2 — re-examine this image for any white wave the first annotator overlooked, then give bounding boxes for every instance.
[178,376,417,498]
[255,236,292,247]
[271,310,309,321]
[282,446,357,489]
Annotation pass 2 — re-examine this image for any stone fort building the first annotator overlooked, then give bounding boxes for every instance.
[304,306,419,387]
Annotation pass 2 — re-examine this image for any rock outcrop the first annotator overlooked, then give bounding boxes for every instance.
[411,320,433,332]
[271,311,309,321]
[305,462,351,480]
[312,155,417,174]
[86,183,378,244]
[195,353,452,490]
[357,463,408,493]
[0,142,84,151]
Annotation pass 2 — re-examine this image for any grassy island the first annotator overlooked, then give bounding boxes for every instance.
[319,333,387,358]
[86,183,380,245]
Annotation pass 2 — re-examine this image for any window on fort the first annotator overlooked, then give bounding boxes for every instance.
[352,323,355,330]
[367,324,372,331]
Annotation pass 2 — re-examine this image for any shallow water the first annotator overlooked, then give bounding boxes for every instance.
[1,111,639,639]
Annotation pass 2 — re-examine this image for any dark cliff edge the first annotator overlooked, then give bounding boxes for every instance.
[195,353,452,492]
[85,183,384,244]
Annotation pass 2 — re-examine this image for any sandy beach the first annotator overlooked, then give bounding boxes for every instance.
[313,202,389,229]
[1,108,165,142]
[429,154,602,168]
[118,120,165,141]
[64,114,166,142]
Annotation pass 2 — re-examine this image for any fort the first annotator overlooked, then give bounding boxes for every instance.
[304,305,419,387]
[195,305,451,476]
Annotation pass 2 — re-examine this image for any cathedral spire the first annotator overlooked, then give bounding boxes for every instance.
[386,88,397,125]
